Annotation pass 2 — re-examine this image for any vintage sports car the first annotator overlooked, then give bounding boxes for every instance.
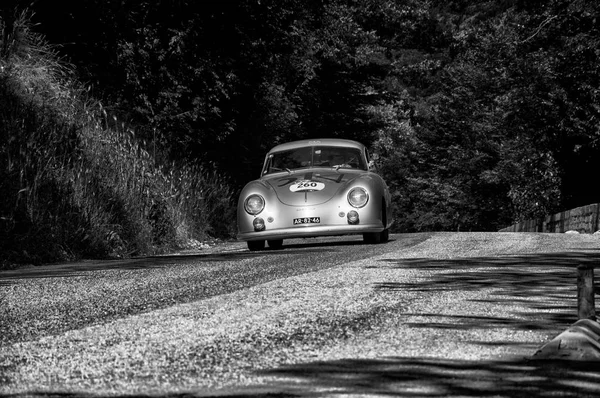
[237,138,393,251]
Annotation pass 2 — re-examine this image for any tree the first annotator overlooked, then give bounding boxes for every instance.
[24,0,600,232]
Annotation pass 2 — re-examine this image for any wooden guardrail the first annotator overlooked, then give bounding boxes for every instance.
[499,203,600,234]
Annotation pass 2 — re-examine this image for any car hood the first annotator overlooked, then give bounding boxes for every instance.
[262,169,365,206]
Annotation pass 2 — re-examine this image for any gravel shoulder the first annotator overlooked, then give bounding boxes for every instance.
[2,232,600,396]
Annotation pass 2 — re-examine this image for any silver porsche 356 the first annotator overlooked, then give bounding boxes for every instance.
[237,138,393,251]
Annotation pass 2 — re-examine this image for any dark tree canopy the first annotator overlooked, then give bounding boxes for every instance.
[13,0,600,232]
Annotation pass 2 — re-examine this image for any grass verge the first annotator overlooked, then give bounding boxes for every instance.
[1,10,236,267]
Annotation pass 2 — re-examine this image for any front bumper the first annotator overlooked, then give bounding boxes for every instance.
[237,223,384,242]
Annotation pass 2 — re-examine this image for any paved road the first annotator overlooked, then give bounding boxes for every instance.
[2,232,600,397]
[0,234,431,347]
[0,234,429,283]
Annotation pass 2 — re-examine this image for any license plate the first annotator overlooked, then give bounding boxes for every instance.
[293,217,321,225]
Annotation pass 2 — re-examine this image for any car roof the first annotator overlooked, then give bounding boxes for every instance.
[267,138,365,153]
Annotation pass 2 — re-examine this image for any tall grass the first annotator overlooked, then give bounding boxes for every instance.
[0,11,236,267]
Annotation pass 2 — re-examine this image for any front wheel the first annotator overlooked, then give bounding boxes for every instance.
[247,240,265,251]
[363,199,390,244]
[380,228,389,243]
[267,239,283,249]
[363,229,389,244]
[363,232,380,244]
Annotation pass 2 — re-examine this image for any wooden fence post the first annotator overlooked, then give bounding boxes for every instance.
[577,264,596,320]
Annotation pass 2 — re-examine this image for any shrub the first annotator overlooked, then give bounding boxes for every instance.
[0,10,236,267]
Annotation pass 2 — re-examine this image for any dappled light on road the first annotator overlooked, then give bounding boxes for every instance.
[3,233,600,397]
[372,252,600,331]
[255,249,600,397]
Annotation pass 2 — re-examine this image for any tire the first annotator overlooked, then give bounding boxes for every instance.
[364,199,390,244]
[247,240,265,251]
[380,228,389,243]
[363,229,389,244]
[267,239,283,250]
[363,232,381,244]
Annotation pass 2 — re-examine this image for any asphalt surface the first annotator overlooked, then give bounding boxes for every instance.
[2,232,600,397]
[0,234,426,282]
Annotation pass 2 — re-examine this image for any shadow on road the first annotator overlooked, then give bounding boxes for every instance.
[257,356,600,397]
[5,356,600,397]
[4,245,600,397]
[23,358,597,397]
[252,250,600,397]
[0,233,429,285]
[0,239,378,285]
[370,252,600,331]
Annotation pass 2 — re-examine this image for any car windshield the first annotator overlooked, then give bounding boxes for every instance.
[263,146,366,175]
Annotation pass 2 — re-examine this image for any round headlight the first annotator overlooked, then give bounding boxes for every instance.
[244,194,265,215]
[348,187,368,208]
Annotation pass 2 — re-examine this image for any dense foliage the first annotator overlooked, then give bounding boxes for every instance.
[1,0,599,263]
[0,9,235,265]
